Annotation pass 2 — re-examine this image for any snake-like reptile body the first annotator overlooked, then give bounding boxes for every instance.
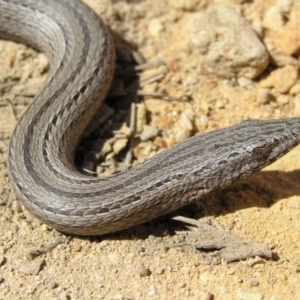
[1,0,300,235]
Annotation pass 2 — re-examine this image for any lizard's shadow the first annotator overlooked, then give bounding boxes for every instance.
[196,169,300,215]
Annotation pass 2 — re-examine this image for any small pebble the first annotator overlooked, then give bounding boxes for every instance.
[138,265,151,277]
[263,6,284,31]
[236,288,263,300]
[205,292,214,300]
[148,19,164,37]
[47,281,58,289]
[256,88,274,104]
[19,259,44,275]
[249,279,259,287]
[140,125,159,141]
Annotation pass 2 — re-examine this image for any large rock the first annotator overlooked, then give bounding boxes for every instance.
[188,4,269,79]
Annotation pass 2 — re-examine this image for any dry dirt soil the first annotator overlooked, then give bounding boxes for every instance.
[0,0,300,299]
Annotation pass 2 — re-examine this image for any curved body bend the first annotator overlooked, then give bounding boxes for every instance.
[1,0,300,235]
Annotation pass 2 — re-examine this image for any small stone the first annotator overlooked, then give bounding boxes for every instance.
[35,53,49,75]
[179,109,194,131]
[237,77,254,89]
[47,281,58,289]
[269,50,298,67]
[11,200,22,213]
[195,114,208,132]
[174,122,191,143]
[153,136,167,148]
[112,138,128,155]
[259,75,273,88]
[271,65,298,93]
[256,88,275,104]
[19,259,44,275]
[185,75,198,85]
[138,265,151,277]
[205,293,214,300]
[290,83,300,95]
[140,125,159,141]
[264,36,276,52]
[72,243,82,252]
[148,19,164,37]
[155,267,165,275]
[273,22,300,55]
[148,285,156,296]
[40,223,52,232]
[263,6,284,31]
[277,94,290,105]
[236,288,264,300]
[215,98,228,109]
[277,0,294,14]
[249,279,259,287]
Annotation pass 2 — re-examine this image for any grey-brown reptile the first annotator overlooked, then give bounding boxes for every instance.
[1,0,300,235]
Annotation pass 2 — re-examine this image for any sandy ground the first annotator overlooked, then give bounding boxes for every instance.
[0,0,300,299]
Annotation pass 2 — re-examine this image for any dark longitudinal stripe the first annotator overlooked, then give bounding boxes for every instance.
[22,1,92,186]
